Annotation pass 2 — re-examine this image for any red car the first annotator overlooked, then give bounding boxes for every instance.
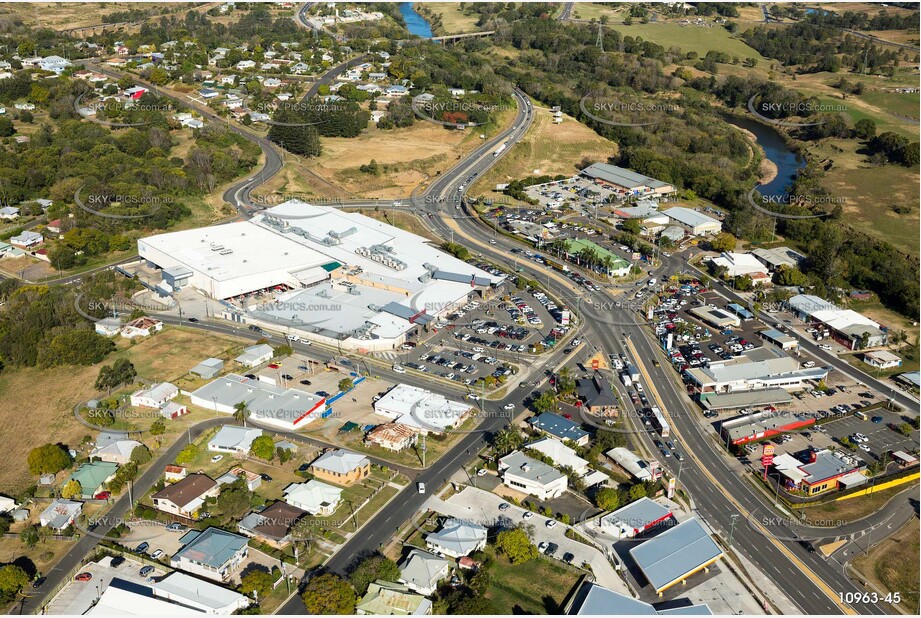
[268,363,280,369]
[75,572,92,582]
[94,491,111,500]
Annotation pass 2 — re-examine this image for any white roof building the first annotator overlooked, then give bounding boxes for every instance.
[398,549,450,596]
[662,207,721,235]
[151,572,250,614]
[373,384,471,434]
[708,252,766,277]
[310,449,369,476]
[207,425,263,454]
[190,374,327,429]
[425,518,487,558]
[39,499,82,530]
[498,451,568,501]
[90,439,143,464]
[131,382,179,408]
[283,479,343,515]
[525,437,588,475]
[234,343,274,368]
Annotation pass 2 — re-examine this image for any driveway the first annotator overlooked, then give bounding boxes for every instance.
[427,486,630,595]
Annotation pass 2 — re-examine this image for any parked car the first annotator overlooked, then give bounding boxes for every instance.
[109,556,125,568]
[151,549,164,560]
[166,522,187,533]
[135,542,149,554]
[498,502,510,511]
[210,455,223,463]
[139,566,154,578]
[94,491,111,500]
[74,572,92,582]
[546,519,558,528]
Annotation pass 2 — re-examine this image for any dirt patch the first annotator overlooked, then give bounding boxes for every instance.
[852,516,920,614]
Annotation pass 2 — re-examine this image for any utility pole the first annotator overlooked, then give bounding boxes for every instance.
[596,23,604,52]
[727,513,739,547]
[421,433,426,467]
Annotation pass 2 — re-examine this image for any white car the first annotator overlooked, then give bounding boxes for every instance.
[819,344,832,351]
[210,455,223,463]
[392,364,406,374]
[858,444,871,452]
[417,482,426,494]
[286,333,300,342]
[476,468,488,477]
[503,403,515,411]
[489,239,497,245]
[472,346,484,353]
[150,549,164,560]
[522,511,533,519]
[545,520,558,528]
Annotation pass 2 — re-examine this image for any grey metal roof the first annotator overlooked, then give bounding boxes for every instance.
[173,527,248,569]
[398,549,449,591]
[662,207,720,229]
[601,497,672,532]
[567,582,657,615]
[310,449,369,475]
[700,388,793,411]
[381,301,434,324]
[499,451,566,485]
[431,270,492,286]
[152,572,247,611]
[800,450,855,483]
[426,518,487,555]
[629,519,723,592]
[527,412,589,442]
[721,409,814,442]
[576,374,618,408]
[582,163,671,190]
[760,329,796,346]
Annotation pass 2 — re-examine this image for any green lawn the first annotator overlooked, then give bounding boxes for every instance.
[605,21,768,61]
[481,546,583,614]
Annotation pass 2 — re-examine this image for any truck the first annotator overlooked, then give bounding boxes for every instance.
[493,142,507,157]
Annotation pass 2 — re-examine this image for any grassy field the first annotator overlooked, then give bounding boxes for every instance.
[417,2,481,34]
[0,327,247,495]
[605,21,769,62]
[0,2,182,28]
[471,103,617,200]
[480,546,583,614]
[803,482,919,523]
[347,209,441,243]
[568,3,626,22]
[853,517,920,614]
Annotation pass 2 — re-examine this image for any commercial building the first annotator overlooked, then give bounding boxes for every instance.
[171,527,249,582]
[526,438,608,487]
[750,246,805,271]
[575,373,619,415]
[398,549,450,596]
[191,357,224,379]
[629,518,724,594]
[151,571,251,613]
[759,328,798,351]
[89,579,200,616]
[373,384,472,435]
[719,409,816,446]
[580,163,675,198]
[707,252,765,277]
[605,447,660,482]
[283,479,343,515]
[527,412,590,446]
[152,473,219,519]
[661,207,721,236]
[207,425,263,454]
[498,451,568,500]
[699,389,793,412]
[862,350,902,370]
[686,347,829,394]
[138,201,502,351]
[565,582,711,615]
[425,518,487,558]
[308,449,370,486]
[788,294,887,350]
[563,238,630,276]
[772,450,863,495]
[190,375,328,430]
[688,306,741,329]
[600,497,673,539]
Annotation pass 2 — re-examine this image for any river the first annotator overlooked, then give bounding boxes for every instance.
[400,3,434,38]
[726,114,806,199]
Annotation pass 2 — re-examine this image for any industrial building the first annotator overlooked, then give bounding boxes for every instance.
[759,328,798,351]
[138,200,503,351]
[661,207,721,235]
[190,374,328,430]
[771,450,864,495]
[628,518,724,595]
[707,252,766,277]
[719,409,816,445]
[580,163,676,198]
[788,294,887,350]
[750,246,806,271]
[600,497,673,539]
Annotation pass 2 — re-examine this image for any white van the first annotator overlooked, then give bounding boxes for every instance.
[286,333,300,342]
[392,364,406,374]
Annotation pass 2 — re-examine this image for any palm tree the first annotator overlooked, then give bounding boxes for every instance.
[233,401,249,427]
[493,427,523,456]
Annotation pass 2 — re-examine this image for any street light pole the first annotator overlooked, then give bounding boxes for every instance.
[727,513,739,547]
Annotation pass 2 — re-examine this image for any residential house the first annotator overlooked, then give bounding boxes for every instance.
[290,62,311,74]
[171,527,249,582]
[234,343,274,368]
[208,425,263,455]
[46,219,63,234]
[0,206,19,220]
[527,412,590,447]
[39,499,82,530]
[121,316,163,338]
[365,423,418,452]
[131,382,179,409]
[191,357,224,379]
[356,581,432,615]
[498,451,568,501]
[238,501,306,548]
[425,519,487,558]
[398,549,450,596]
[385,85,408,97]
[39,55,72,74]
[216,467,262,491]
[90,438,143,465]
[199,88,220,99]
[308,449,370,486]
[67,461,119,498]
[152,473,219,519]
[283,479,343,515]
[9,230,43,249]
[94,317,122,337]
[235,60,256,70]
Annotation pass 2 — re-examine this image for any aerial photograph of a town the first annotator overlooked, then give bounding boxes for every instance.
[0,0,917,616]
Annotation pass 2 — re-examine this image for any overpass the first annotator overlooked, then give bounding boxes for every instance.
[431,30,496,44]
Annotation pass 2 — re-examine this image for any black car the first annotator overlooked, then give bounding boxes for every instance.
[245,374,256,380]
[282,374,293,380]
[260,473,273,481]
[32,577,46,589]
[300,379,312,385]
[799,540,816,553]
[544,542,559,556]
[562,552,575,564]
[316,390,330,397]
[187,317,199,323]
[110,556,125,568]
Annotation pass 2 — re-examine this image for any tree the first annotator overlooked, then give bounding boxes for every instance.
[628,483,647,502]
[774,265,807,287]
[61,479,82,499]
[250,435,276,461]
[175,443,198,464]
[19,525,39,549]
[216,478,252,521]
[532,390,557,414]
[94,358,137,393]
[130,444,152,465]
[594,487,620,511]
[348,554,400,595]
[241,568,275,599]
[338,378,353,392]
[492,426,523,456]
[27,444,71,476]
[149,419,166,436]
[710,232,737,253]
[0,564,30,601]
[0,117,13,137]
[233,401,249,427]
[853,118,876,140]
[495,527,538,564]
[301,573,356,614]
[621,218,642,235]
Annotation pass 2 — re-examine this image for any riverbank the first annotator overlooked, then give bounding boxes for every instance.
[732,123,780,186]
